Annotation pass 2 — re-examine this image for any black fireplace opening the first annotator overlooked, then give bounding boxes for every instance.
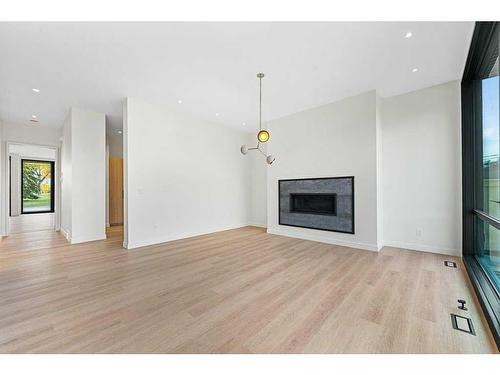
[289,193,337,216]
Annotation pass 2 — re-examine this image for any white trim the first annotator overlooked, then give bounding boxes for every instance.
[15,154,56,162]
[247,222,267,228]
[381,240,461,257]
[60,227,71,242]
[266,228,379,252]
[126,223,249,250]
[71,234,107,244]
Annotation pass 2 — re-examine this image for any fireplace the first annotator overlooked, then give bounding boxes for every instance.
[279,177,354,234]
[290,193,337,216]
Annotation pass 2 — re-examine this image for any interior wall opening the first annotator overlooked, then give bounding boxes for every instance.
[7,143,58,235]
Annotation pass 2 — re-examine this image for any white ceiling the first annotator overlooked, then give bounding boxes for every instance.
[0,22,474,132]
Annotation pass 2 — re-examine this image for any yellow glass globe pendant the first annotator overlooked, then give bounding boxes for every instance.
[257,129,270,143]
[239,73,276,165]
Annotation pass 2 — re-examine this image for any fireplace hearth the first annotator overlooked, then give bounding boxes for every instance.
[279,177,354,234]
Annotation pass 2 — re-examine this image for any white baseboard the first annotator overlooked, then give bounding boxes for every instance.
[60,228,71,243]
[71,233,107,244]
[381,240,461,257]
[126,223,250,250]
[266,228,379,252]
[247,222,267,229]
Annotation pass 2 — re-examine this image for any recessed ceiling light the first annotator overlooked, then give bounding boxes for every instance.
[31,115,37,119]
[215,113,220,117]
[177,99,183,104]
[405,32,413,39]
[242,122,246,126]
[412,68,418,73]
[32,88,40,93]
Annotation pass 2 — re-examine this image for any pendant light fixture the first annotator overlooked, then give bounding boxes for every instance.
[240,73,275,165]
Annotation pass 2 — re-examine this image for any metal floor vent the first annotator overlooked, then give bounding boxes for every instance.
[450,313,476,335]
[444,260,457,268]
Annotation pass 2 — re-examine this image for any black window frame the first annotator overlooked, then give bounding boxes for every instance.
[462,21,500,349]
[21,159,55,215]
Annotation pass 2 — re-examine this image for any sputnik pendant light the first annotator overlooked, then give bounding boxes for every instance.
[240,73,275,165]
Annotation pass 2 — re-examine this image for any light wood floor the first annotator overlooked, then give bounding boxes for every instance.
[0,226,497,353]
[9,213,55,234]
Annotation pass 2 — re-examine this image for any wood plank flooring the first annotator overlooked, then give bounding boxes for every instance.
[9,213,55,234]
[0,226,497,353]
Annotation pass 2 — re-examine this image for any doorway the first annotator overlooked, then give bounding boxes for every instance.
[109,158,123,225]
[6,143,59,235]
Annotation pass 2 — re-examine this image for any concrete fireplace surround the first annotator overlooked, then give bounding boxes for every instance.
[278,177,354,234]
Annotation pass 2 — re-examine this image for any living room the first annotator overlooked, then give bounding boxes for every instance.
[0,1,498,373]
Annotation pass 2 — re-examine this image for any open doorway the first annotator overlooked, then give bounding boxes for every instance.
[8,143,58,234]
[107,126,124,229]
[105,126,124,244]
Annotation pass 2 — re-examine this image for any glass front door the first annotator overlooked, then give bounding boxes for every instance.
[21,159,55,214]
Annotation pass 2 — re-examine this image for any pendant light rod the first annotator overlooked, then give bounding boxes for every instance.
[257,72,264,131]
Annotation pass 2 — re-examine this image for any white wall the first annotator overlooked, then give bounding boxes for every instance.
[264,83,461,256]
[266,91,380,251]
[60,108,106,244]
[248,143,267,227]
[380,81,462,256]
[9,154,21,216]
[108,131,123,158]
[1,121,62,147]
[0,121,62,235]
[124,97,258,249]
[9,144,58,159]
[61,113,73,239]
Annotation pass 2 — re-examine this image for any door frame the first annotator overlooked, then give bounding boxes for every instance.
[20,159,56,214]
[3,141,61,236]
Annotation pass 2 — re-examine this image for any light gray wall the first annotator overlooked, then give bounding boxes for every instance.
[108,131,123,158]
[9,154,21,216]
[264,82,461,256]
[124,97,256,249]
[266,91,380,251]
[61,113,73,238]
[60,108,106,244]
[380,81,462,256]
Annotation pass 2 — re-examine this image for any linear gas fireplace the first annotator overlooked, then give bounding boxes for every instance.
[290,193,337,216]
[279,177,354,234]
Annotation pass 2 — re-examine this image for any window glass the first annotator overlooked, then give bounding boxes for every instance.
[481,65,500,219]
[22,160,54,213]
[475,218,500,293]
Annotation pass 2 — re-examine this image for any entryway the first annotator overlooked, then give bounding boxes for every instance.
[6,143,59,235]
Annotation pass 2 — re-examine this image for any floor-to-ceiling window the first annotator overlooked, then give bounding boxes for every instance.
[462,22,500,348]
[478,71,500,291]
